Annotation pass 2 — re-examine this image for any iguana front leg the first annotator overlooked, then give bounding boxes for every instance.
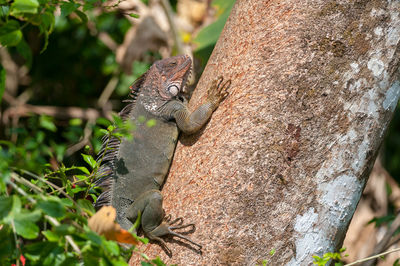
[174,77,231,134]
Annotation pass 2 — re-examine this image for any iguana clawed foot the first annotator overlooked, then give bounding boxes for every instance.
[207,76,231,107]
[147,217,202,255]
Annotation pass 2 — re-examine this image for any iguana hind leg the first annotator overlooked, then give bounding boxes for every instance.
[125,189,202,253]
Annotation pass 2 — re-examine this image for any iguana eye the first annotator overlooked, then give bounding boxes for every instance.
[168,62,177,67]
[167,85,179,96]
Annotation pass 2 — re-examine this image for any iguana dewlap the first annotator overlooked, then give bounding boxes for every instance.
[94,55,230,253]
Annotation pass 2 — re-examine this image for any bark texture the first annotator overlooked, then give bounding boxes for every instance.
[130,0,400,264]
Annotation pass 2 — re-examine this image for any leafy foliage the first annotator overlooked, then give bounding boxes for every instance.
[384,103,400,183]
[313,247,348,266]
[0,118,163,265]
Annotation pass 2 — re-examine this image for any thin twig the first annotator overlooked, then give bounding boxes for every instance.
[66,118,96,156]
[13,169,76,205]
[159,0,184,55]
[97,75,120,110]
[8,175,82,256]
[48,178,87,196]
[98,32,118,51]
[6,90,32,142]
[345,247,400,266]
[3,104,103,124]
[11,173,43,193]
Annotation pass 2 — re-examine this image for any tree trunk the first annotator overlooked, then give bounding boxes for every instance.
[131,0,400,264]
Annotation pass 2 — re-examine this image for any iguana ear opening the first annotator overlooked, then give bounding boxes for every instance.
[167,85,179,96]
[159,82,181,99]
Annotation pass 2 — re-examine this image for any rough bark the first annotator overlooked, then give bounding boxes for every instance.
[130,0,400,264]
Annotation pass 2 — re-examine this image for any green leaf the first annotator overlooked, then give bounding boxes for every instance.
[59,256,80,266]
[82,154,96,169]
[14,210,41,239]
[99,128,109,136]
[54,224,75,235]
[74,10,88,23]
[151,257,166,266]
[102,240,119,256]
[11,0,39,15]
[71,186,86,193]
[0,64,5,105]
[0,196,13,221]
[110,260,129,266]
[96,117,111,127]
[83,230,102,245]
[0,225,16,264]
[40,11,55,33]
[0,195,21,221]
[82,2,94,12]
[37,198,66,218]
[60,198,74,207]
[74,166,90,175]
[135,235,148,244]
[16,38,32,67]
[368,214,395,227]
[0,20,22,47]
[60,2,79,17]
[0,6,10,17]
[107,124,116,132]
[77,199,95,214]
[75,174,88,180]
[42,230,59,242]
[40,30,49,53]
[69,118,82,126]
[128,13,140,18]
[130,210,141,231]
[39,115,57,132]
[24,241,58,262]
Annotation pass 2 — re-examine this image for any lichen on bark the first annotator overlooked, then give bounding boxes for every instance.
[130,0,400,265]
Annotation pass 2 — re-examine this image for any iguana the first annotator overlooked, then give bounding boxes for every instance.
[94,54,231,253]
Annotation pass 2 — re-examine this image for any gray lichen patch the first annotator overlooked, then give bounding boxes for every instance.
[289,1,400,265]
[132,0,400,265]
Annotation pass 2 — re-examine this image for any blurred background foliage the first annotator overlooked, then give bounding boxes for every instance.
[1,0,400,264]
[384,110,400,178]
[0,0,235,173]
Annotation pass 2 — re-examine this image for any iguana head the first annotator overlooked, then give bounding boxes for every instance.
[136,55,192,114]
[153,54,192,100]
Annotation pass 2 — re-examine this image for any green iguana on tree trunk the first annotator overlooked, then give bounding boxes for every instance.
[94,55,231,253]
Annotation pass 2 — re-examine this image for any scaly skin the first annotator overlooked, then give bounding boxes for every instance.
[95,55,231,254]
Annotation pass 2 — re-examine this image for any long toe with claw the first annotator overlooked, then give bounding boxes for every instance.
[207,77,231,107]
[146,220,202,253]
